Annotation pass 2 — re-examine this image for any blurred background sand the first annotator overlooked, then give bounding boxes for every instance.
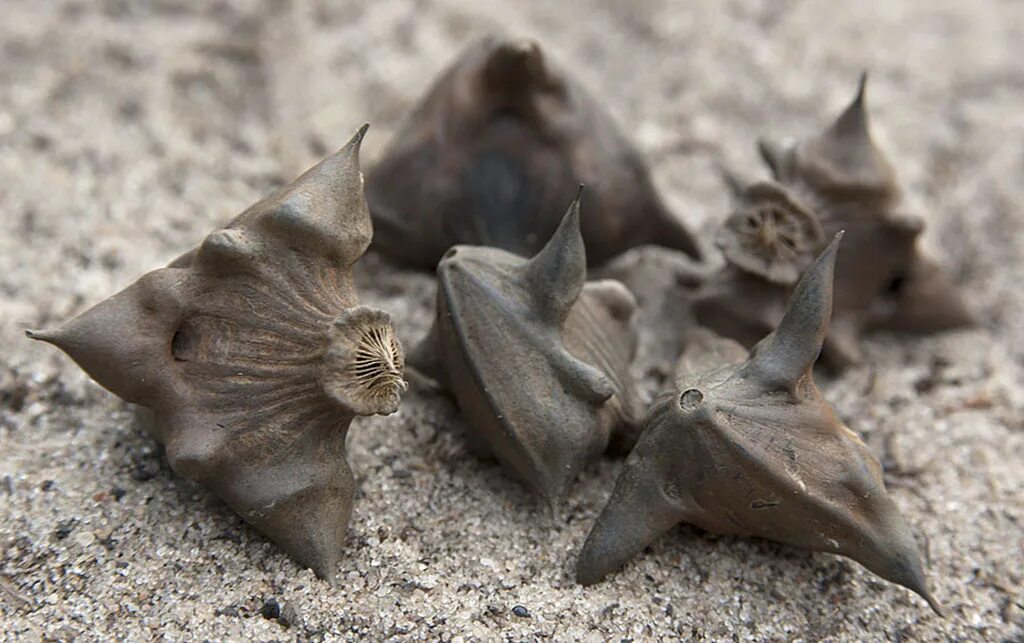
[1,0,1022,639]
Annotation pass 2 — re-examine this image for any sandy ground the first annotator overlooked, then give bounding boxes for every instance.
[1,0,1023,640]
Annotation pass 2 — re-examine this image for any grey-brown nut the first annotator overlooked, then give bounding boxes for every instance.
[691,180,823,365]
[366,35,702,269]
[410,189,643,507]
[757,73,973,346]
[716,181,825,286]
[577,234,943,616]
[27,127,406,582]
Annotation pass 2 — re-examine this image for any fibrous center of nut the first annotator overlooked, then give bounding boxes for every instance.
[742,206,802,260]
[679,388,704,411]
[352,325,407,402]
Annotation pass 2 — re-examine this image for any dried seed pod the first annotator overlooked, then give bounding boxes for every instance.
[577,234,943,616]
[27,127,406,581]
[366,35,702,269]
[410,190,643,506]
[715,181,824,286]
[757,73,973,338]
[691,180,826,362]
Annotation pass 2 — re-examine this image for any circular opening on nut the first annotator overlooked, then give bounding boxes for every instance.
[679,388,704,411]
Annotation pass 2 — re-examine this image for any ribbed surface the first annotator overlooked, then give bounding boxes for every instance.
[563,291,639,431]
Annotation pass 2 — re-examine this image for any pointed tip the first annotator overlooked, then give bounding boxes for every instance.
[899,567,945,617]
[809,231,844,279]
[533,471,574,521]
[345,123,369,159]
[566,184,584,224]
[923,589,945,618]
[794,229,842,302]
[830,74,870,140]
[745,231,842,387]
[531,189,586,264]
[305,548,343,585]
[25,328,59,344]
[794,228,842,312]
[333,123,369,166]
[519,190,588,321]
[850,72,867,115]
[245,492,351,587]
[830,229,845,249]
[554,194,583,256]
[313,557,343,586]
[857,70,869,100]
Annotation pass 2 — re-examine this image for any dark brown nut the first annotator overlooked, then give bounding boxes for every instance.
[410,189,643,507]
[578,234,943,616]
[757,74,973,340]
[366,35,702,270]
[27,127,405,582]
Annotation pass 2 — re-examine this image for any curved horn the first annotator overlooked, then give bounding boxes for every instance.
[825,72,869,145]
[25,269,186,405]
[744,232,843,390]
[520,186,587,324]
[258,124,372,266]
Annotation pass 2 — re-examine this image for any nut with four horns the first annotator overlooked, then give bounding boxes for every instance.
[366,35,702,269]
[755,73,974,366]
[27,127,406,581]
[577,234,943,615]
[410,189,643,507]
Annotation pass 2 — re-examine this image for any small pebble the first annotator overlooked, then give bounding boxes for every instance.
[215,530,241,545]
[261,597,281,620]
[73,530,95,548]
[131,465,156,482]
[278,601,300,629]
[54,518,77,540]
[512,605,530,618]
[214,605,240,618]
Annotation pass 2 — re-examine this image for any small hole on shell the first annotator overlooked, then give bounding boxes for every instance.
[443,248,458,260]
[679,388,704,411]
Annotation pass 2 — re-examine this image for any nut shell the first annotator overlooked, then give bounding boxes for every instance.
[367,35,702,269]
[28,127,405,581]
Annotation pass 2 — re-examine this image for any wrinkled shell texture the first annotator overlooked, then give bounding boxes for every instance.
[760,78,973,352]
[24,131,408,581]
[694,78,975,372]
[2,0,1022,641]
[579,239,940,616]
[416,204,642,504]
[366,37,701,269]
